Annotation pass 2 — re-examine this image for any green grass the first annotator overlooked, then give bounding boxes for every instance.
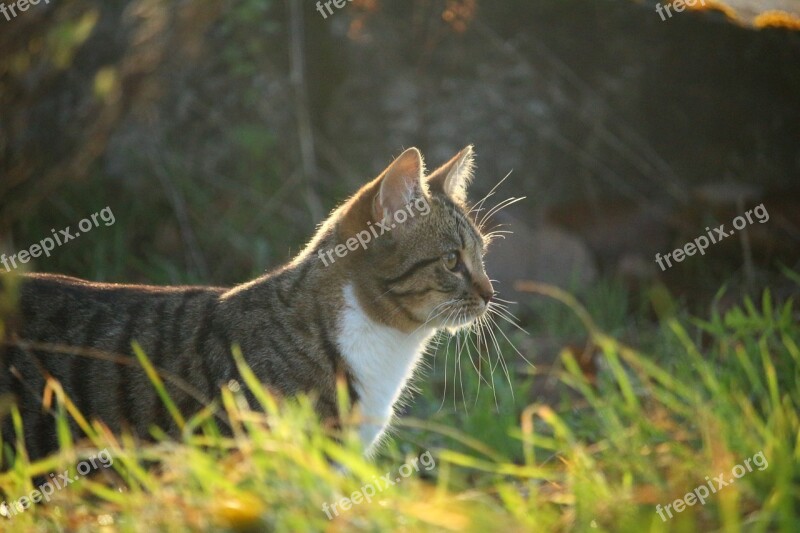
[1,277,798,532]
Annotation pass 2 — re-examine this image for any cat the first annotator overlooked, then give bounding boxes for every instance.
[0,145,494,462]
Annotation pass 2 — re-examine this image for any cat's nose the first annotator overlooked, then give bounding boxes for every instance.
[475,275,494,305]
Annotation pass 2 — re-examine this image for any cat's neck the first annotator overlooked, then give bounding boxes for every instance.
[223,253,436,452]
[335,283,435,453]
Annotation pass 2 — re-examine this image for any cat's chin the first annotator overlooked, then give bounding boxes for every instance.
[441,313,482,333]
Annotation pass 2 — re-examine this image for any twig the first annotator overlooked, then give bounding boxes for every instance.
[287,0,324,222]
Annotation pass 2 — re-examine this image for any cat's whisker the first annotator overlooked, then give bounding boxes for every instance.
[488,302,529,335]
[482,317,502,377]
[482,313,516,400]
[482,226,514,237]
[459,312,475,414]
[465,328,483,406]
[479,196,526,230]
[467,318,491,385]
[483,229,514,245]
[480,312,507,381]
[468,170,513,220]
[470,316,489,374]
[450,311,462,411]
[478,195,516,229]
[475,315,501,409]
[448,307,473,413]
[455,320,469,413]
[466,317,496,408]
[489,301,520,318]
[437,307,460,412]
[427,330,449,375]
[486,309,534,369]
[479,194,525,226]
[483,228,514,236]
[411,300,457,336]
[483,222,512,232]
[484,221,512,230]
[488,303,526,334]
[471,313,505,407]
[468,193,491,219]
[486,317,502,407]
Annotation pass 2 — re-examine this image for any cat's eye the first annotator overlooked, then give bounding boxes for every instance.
[442,251,459,271]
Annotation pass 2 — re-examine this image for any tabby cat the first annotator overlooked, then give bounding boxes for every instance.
[0,146,494,461]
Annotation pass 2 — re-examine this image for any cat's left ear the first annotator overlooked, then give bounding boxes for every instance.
[374,147,427,223]
[426,145,474,204]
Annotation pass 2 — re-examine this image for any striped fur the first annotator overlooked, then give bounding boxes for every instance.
[0,145,495,461]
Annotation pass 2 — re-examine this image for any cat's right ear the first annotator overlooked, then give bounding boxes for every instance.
[373,147,427,223]
[426,145,474,204]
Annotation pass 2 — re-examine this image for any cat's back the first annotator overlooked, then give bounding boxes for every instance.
[5,272,225,347]
[19,272,221,301]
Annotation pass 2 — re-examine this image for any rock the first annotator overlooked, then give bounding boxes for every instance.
[484,212,597,304]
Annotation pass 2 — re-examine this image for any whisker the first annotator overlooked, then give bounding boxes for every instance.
[466,325,483,406]
[483,313,514,400]
[483,228,514,237]
[455,314,469,413]
[479,197,525,230]
[412,299,458,335]
[468,317,497,409]
[488,303,529,335]
[437,307,459,412]
[468,170,514,220]
[466,319,492,388]
[479,196,526,230]
[487,311,534,368]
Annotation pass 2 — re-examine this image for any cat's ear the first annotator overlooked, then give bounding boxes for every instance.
[373,147,427,222]
[426,145,474,204]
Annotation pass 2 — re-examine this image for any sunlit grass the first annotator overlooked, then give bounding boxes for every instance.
[0,278,797,531]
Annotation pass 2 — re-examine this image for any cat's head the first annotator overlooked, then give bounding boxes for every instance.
[331,146,494,334]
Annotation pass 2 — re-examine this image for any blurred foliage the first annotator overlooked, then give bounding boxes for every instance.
[2,0,799,286]
[1,0,296,284]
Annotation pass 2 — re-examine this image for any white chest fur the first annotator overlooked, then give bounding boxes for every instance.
[336,284,434,454]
